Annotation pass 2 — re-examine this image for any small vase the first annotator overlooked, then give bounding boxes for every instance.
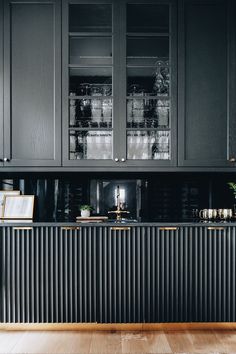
[81,210,90,218]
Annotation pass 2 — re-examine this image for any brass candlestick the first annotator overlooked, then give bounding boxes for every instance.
[108,185,130,221]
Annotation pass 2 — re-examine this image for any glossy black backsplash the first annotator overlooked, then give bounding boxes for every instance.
[0,172,235,222]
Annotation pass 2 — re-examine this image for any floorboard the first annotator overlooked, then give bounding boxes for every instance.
[0,330,235,354]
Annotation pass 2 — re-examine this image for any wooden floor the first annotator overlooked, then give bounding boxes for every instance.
[1,330,236,354]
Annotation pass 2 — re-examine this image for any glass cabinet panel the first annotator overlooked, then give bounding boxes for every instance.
[70,37,112,65]
[69,67,112,95]
[127,4,169,33]
[127,37,169,66]
[67,4,113,161]
[127,131,170,160]
[70,130,112,160]
[127,98,169,128]
[126,3,171,162]
[69,4,112,33]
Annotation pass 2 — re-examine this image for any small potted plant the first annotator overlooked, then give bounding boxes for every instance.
[80,205,93,218]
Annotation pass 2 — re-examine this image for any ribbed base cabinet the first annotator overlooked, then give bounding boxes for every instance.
[0,225,236,323]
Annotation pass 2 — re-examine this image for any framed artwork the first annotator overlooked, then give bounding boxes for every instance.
[0,191,21,218]
[3,195,35,219]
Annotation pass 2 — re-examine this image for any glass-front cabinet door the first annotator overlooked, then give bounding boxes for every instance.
[62,0,177,168]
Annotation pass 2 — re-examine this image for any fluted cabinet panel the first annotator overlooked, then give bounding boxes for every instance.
[97,227,146,323]
[1,226,97,323]
[192,226,236,322]
[145,227,192,322]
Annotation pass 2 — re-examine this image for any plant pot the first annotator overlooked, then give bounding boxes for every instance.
[81,210,90,218]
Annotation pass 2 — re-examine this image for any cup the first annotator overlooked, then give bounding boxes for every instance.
[218,209,232,220]
[199,209,218,220]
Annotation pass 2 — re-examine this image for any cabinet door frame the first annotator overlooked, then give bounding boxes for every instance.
[118,0,178,168]
[178,0,232,167]
[62,0,178,169]
[62,0,121,168]
[3,0,62,167]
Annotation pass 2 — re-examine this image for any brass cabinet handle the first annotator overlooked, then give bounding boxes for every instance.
[61,226,80,231]
[13,227,33,231]
[159,227,178,231]
[110,227,131,231]
[207,227,225,231]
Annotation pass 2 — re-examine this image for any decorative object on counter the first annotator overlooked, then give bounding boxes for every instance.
[199,208,218,220]
[76,216,108,223]
[218,208,233,220]
[3,195,34,219]
[198,208,232,221]
[0,190,20,218]
[108,185,130,221]
[227,182,236,216]
[79,204,93,218]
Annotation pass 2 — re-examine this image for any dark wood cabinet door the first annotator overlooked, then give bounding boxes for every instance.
[178,0,232,167]
[3,0,61,167]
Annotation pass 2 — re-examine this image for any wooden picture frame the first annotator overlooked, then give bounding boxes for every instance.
[0,191,21,218]
[3,195,35,219]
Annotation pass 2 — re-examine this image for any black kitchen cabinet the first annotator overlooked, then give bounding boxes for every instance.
[1,226,97,323]
[62,0,177,169]
[178,0,236,167]
[146,226,192,322]
[1,223,236,323]
[97,226,146,323]
[192,226,236,322]
[2,0,61,167]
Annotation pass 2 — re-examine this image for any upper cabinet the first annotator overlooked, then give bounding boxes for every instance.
[62,0,177,168]
[2,0,61,167]
[178,0,236,167]
[0,0,3,167]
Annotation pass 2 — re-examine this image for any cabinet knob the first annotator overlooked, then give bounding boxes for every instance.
[3,157,10,162]
[114,158,119,162]
[121,158,126,162]
[229,157,236,162]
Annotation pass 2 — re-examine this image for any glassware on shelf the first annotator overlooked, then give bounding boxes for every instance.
[69,92,77,126]
[153,60,169,95]
[79,83,91,122]
[127,85,145,125]
[86,131,112,159]
[127,130,170,160]
[91,85,102,124]
[155,99,169,127]
[102,84,112,125]
[153,131,170,160]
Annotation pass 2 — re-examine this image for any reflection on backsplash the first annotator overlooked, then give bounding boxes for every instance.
[0,173,235,222]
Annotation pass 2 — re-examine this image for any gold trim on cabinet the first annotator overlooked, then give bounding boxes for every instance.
[159,227,178,231]
[13,227,33,231]
[207,227,225,231]
[61,226,81,231]
[110,227,131,231]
